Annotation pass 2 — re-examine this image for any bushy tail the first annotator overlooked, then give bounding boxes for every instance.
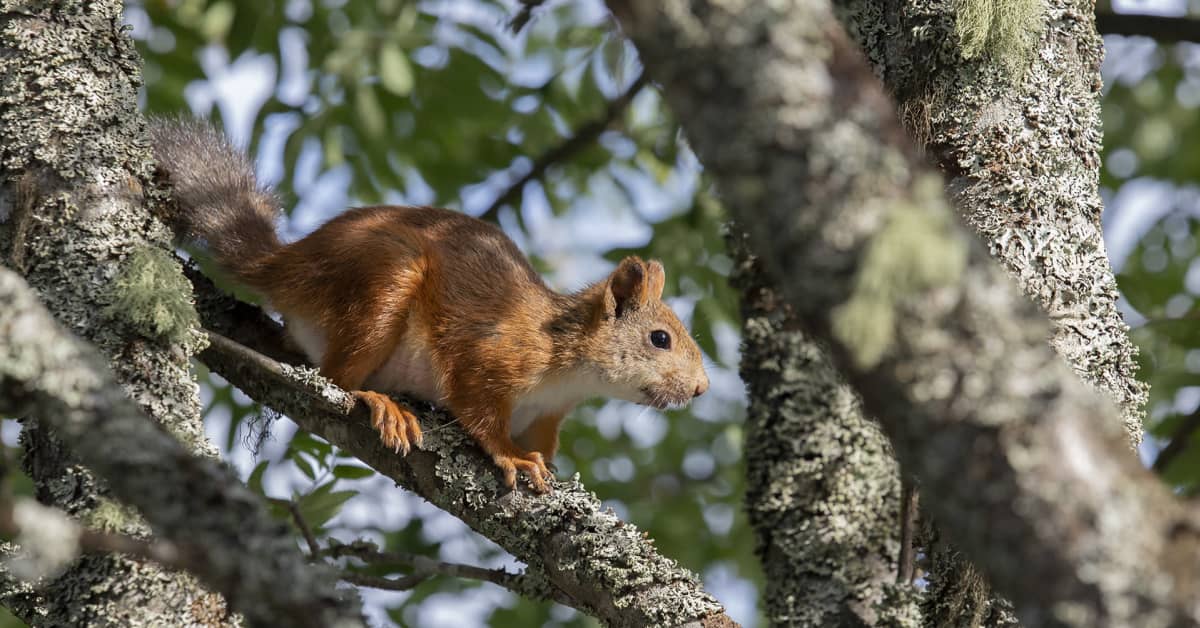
[148,116,281,282]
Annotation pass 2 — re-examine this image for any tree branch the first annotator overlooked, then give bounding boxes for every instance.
[188,274,736,627]
[509,0,549,33]
[1152,409,1200,474]
[340,572,428,592]
[0,268,361,628]
[607,1,1199,626]
[0,498,187,581]
[322,539,547,600]
[287,500,323,557]
[477,72,648,223]
[1096,11,1200,43]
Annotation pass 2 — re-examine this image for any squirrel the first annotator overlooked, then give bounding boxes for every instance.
[148,116,709,493]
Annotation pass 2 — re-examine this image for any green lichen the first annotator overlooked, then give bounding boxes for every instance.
[104,246,206,353]
[82,497,145,534]
[953,0,1043,79]
[833,175,968,369]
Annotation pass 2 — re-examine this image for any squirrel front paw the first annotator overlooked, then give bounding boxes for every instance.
[354,390,423,455]
[494,451,553,493]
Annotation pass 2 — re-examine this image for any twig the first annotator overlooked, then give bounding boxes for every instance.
[340,572,429,591]
[508,0,548,33]
[322,539,533,594]
[477,72,649,223]
[287,500,322,557]
[1152,409,1200,474]
[897,478,919,584]
[1096,11,1200,44]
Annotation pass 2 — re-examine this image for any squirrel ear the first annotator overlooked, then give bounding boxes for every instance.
[605,257,647,318]
[645,260,665,301]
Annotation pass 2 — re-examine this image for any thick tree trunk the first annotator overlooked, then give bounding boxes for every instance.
[830,3,1145,623]
[833,0,1145,439]
[0,3,234,624]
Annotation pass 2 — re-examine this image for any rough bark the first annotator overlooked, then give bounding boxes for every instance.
[834,0,1146,441]
[731,236,919,626]
[0,268,362,627]
[0,2,358,626]
[832,3,1146,623]
[607,1,1198,627]
[189,273,737,628]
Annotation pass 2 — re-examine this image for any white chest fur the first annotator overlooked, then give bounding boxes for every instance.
[508,368,635,438]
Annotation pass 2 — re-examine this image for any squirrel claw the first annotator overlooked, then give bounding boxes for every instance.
[495,451,554,494]
[354,390,422,456]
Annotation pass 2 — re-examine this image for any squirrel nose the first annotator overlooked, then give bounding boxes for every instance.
[694,377,709,398]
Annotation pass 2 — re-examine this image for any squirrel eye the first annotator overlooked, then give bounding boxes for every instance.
[650,330,671,350]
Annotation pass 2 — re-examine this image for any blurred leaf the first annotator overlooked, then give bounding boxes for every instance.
[296,483,356,529]
[332,464,375,479]
[379,42,415,96]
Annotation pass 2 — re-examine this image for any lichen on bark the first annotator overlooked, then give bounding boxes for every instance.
[0,1,231,624]
[833,0,1147,441]
[731,231,919,626]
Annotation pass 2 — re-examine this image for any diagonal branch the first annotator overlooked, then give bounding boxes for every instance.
[188,273,736,627]
[607,1,1200,626]
[0,268,360,628]
[477,72,648,223]
[1152,409,1200,474]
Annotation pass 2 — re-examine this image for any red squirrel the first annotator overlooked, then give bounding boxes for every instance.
[149,117,709,492]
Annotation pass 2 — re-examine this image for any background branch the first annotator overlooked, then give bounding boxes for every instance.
[477,71,648,223]
[1152,409,1200,474]
[323,539,541,598]
[1096,11,1200,43]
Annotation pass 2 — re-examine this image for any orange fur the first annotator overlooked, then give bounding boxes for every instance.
[516,412,568,461]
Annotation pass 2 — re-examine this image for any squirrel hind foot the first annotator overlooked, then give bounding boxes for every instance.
[354,390,422,455]
[494,451,553,494]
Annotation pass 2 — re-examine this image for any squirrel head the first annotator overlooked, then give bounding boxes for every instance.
[584,256,709,409]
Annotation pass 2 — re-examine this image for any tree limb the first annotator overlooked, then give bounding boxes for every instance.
[477,72,648,223]
[1096,11,1200,43]
[322,539,544,600]
[189,274,736,628]
[1153,409,1200,474]
[606,1,1200,626]
[0,268,361,628]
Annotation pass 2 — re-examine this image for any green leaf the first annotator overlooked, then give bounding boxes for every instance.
[296,484,357,529]
[379,42,414,96]
[201,1,236,42]
[333,465,375,480]
[247,460,269,496]
[356,84,387,137]
[294,454,316,480]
